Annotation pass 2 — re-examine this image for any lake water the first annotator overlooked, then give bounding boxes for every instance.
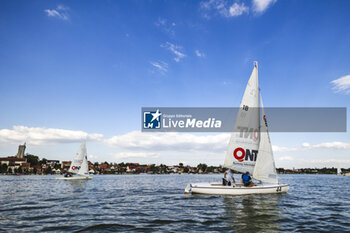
[0,174,349,232]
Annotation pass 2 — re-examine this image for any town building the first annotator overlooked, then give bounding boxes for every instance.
[0,143,28,173]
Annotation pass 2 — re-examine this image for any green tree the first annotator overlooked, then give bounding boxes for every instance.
[39,158,47,165]
[159,164,167,174]
[44,166,52,175]
[197,163,208,173]
[179,163,184,168]
[206,166,215,173]
[0,163,8,173]
[25,154,39,166]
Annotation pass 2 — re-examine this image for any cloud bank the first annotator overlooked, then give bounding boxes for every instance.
[105,131,229,153]
[0,126,103,145]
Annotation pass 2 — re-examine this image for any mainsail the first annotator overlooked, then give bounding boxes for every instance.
[224,63,260,174]
[253,97,278,184]
[68,141,87,174]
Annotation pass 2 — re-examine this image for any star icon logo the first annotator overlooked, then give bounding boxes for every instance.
[151,109,162,122]
[143,109,162,129]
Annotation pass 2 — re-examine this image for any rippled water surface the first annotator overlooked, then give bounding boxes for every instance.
[0,174,350,232]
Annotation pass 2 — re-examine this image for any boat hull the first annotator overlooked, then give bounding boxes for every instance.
[185,182,289,195]
[56,176,92,180]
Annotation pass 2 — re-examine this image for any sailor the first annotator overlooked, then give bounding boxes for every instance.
[241,171,254,187]
[223,168,235,186]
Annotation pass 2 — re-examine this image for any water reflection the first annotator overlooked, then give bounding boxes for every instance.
[223,194,283,232]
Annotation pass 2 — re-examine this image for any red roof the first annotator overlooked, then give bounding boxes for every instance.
[0,157,26,162]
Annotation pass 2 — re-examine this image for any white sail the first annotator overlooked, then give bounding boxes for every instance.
[224,63,260,174]
[253,97,278,184]
[78,154,89,176]
[337,167,342,175]
[68,142,86,174]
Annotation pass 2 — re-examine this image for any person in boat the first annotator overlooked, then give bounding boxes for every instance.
[241,172,254,187]
[223,168,235,186]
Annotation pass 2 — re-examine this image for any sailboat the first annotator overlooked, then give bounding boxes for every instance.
[56,142,92,180]
[184,62,290,195]
[337,167,342,176]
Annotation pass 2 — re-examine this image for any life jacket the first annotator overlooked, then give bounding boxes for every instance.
[242,174,250,184]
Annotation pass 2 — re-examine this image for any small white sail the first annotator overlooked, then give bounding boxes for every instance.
[224,63,260,174]
[78,154,89,176]
[337,167,342,176]
[253,96,278,184]
[68,142,86,174]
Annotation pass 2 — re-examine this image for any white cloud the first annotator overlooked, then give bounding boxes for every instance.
[331,75,350,94]
[272,145,299,152]
[229,2,249,16]
[105,131,350,156]
[150,61,168,74]
[0,126,103,145]
[89,154,99,160]
[274,141,350,153]
[252,0,277,13]
[310,159,350,164]
[113,152,159,159]
[105,131,229,153]
[303,141,350,150]
[200,0,249,18]
[278,156,293,161]
[161,42,186,62]
[44,5,70,20]
[195,50,206,58]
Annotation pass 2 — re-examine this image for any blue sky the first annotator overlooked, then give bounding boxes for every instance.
[0,0,350,168]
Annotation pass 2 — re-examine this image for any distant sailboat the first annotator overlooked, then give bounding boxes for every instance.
[56,142,92,180]
[184,62,290,195]
[337,167,342,176]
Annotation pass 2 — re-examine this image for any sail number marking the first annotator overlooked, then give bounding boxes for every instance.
[242,105,249,111]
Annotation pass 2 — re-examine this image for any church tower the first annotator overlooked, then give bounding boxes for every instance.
[16,142,26,159]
